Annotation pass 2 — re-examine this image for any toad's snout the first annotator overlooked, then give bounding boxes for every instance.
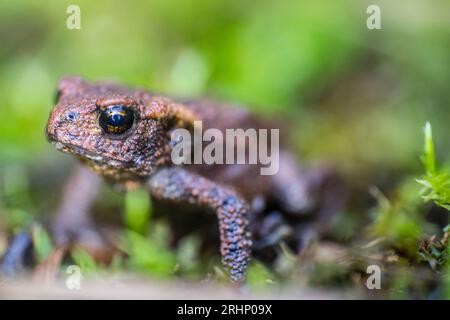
[46,109,82,143]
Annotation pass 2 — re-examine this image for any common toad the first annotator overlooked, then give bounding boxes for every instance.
[45,76,344,282]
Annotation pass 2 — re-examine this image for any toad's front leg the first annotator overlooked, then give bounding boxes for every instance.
[148,167,252,282]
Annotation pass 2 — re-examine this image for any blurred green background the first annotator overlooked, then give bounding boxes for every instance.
[1,0,449,170]
[0,0,449,292]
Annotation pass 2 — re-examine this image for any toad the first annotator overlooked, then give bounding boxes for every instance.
[43,76,344,282]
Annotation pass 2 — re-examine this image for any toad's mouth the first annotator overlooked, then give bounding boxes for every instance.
[50,140,134,169]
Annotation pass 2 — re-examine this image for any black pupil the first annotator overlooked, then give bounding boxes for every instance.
[99,105,134,135]
[110,113,124,126]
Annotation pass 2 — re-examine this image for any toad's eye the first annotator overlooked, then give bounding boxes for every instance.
[99,105,135,135]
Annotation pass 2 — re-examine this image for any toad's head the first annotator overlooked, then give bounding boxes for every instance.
[46,76,195,183]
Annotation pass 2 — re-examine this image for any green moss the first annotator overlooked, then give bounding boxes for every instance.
[417,122,450,211]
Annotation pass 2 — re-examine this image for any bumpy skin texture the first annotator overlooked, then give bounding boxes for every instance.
[46,76,345,282]
[47,77,194,184]
[149,168,251,281]
[46,76,255,281]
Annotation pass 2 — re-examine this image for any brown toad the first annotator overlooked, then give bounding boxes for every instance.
[44,76,344,282]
